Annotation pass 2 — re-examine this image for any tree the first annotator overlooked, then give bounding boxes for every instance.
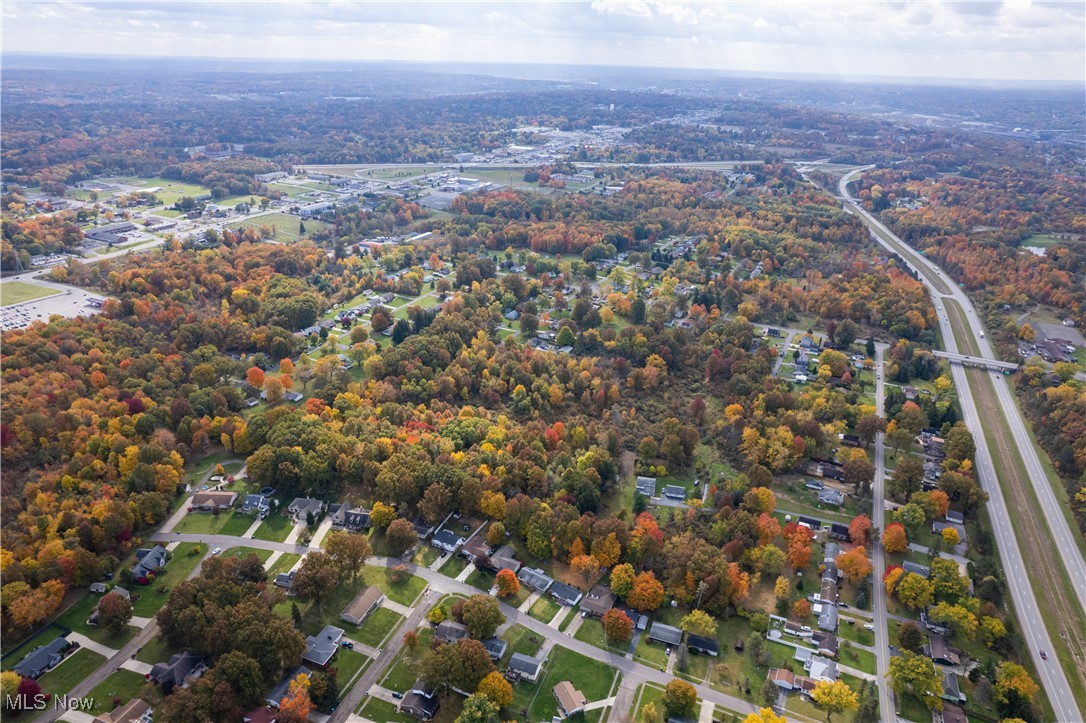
[928,602,978,638]
[495,568,520,597]
[888,651,943,710]
[419,483,453,524]
[893,502,927,534]
[570,554,602,585]
[836,547,873,584]
[994,662,1039,712]
[602,608,634,643]
[385,518,417,556]
[370,501,396,529]
[744,487,776,515]
[843,455,875,493]
[848,514,873,546]
[812,679,859,721]
[428,606,447,624]
[457,695,500,723]
[774,575,790,600]
[855,414,887,447]
[979,616,1007,647]
[882,523,908,553]
[210,651,265,709]
[610,563,635,598]
[476,671,513,707]
[293,552,337,610]
[897,622,924,653]
[422,639,496,693]
[744,707,788,723]
[246,366,266,389]
[96,590,133,635]
[391,318,411,344]
[324,530,371,581]
[895,572,935,609]
[639,701,660,723]
[556,325,576,347]
[662,679,697,719]
[403,630,419,653]
[264,376,284,404]
[941,527,960,546]
[278,672,313,723]
[792,599,811,619]
[679,609,717,638]
[1,671,21,709]
[486,521,506,546]
[888,456,924,500]
[461,594,504,639]
[627,571,665,611]
[592,533,622,568]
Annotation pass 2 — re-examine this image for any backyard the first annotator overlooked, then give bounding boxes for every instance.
[84,669,152,716]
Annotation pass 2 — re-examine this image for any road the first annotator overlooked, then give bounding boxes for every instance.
[871,344,896,722]
[836,168,1082,722]
[145,533,760,723]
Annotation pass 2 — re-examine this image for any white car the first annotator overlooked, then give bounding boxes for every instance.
[211,547,222,555]
[864,623,875,631]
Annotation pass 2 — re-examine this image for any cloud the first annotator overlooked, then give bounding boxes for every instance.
[653,2,698,26]
[590,0,651,18]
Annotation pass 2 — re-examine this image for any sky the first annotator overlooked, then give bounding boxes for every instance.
[2,0,1084,83]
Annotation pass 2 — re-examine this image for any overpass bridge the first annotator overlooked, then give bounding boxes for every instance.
[933,350,1019,371]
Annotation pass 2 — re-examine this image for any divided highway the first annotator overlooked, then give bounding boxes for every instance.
[837,168,1083,721]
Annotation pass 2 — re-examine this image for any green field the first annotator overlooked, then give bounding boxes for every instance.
[84,669,151,716]
[2,623,69,658]
[55,594,139,647]
[528,595,561,623]
[173,509,252,536]
[574,616,630,655]
[0,281,60,306]
[134,634,176,665]
[220,546,273,563]
[226,212,327,243]
[438,554,468,578]
[360,566,427,607]
[266,553,302,579]
[36,649,106,698]
[380,627,432,692]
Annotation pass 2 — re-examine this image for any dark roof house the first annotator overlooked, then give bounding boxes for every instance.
[507,653,544,683]
[635,476,657,497]
[687,634,719,657]
[549,581,583,607]
[150,651,207,693]
[133,545,168,583]
[483,637,507,661]
[580,585,615,617]
[648,622,683,646]
[518,567,554,593]
[330,504,371,531]
[435,621,469,644]
[13,638,70,679]
[400,678,440,720]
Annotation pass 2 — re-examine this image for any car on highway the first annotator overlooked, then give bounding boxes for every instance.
[1040,650,1048,660]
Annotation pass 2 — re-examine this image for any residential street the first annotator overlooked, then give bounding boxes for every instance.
[872,343,896,721]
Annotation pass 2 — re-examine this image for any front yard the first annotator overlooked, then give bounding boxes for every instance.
[130,542,206,617]
[36,649,106,698]
[352,607,405,648]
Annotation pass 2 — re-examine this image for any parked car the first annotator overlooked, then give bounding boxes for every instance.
[392,691,404,699]
[864,623,875,631]
[212,547,222,555]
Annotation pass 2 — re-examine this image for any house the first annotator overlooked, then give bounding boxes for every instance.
[804,654,838,682]
[903,561,930,578]
[841,434,862,447]
[302,625,344,668]
[945,510,965,526]
[828,522,850,540]
[340,586,385,626]
[554,680,588,718]
[823,543,840,565]
[266,665,313,708]
[488,545,521,574]
[903,386,919,400]
[150,651,207,693]
[518,567,554,593]
[798,515,822,530]
[330,504,371,531]
[812,631,838,658]
[242,494,272,515]
[921,607,952,636]
[926,633,961,666]
[783,620,812,639]
[507,653,544,683]
[767,668,816,692]
[92,698,152,723]
[413,519,435,540]
[662,484,686,500]
[133,545,168,583]
[483,637,507,661]
[687,634,719,657]
[941,672,966,703]
[89,582,109,593]
[635,476,657,497]
[580,585,616,617]
[940,703,968,723]
[461,534,491,562]
[432,529,466,553]
[13,638,71,679]
[549,581,583,607]
[504,309,520,321]
[819,489,845,507]
[804,479,824,491]
[816,603,838,632]
[191,490,238,511]
[274,571,296,593]
[400,679,440,720]
[288,497,325,523]
[648,622,683,647]
[88,587,130,626]
[241,707,278,723]
[435,621,469,644]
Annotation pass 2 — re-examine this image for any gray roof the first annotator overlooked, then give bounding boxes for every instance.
[483,637,507,660]
[903,561,930,578]
[289,497,324,515]
[517,567,554,592]
[436,621,469,642]
[663,485,686,499]
[581,585,615,616]
[635,476,657,496]
[150,650,204,691]
[549,581,583,606]
[508,652,543,677]
[432,529,465,548]
[648,622,683,646]
[133,545,167,578]
[303,625,344,667]
[687,634,719,655]
[819,489,845,506]
[14,638,69,679]
[817,604,838,632]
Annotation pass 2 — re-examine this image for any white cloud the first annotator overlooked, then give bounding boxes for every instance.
[590,0,651,18]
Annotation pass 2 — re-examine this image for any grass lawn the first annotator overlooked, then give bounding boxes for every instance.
[523,646,618,721]
[130,542,206,617]
[0,281,60,306]
[838,644,876,675]
[173,510,241,535]
[635,634,668,669]
[528,595,561,623]
[54,594,139,647]
[266,553,302,579]
[413,546,440,567]
[252,514,296,542]
[573,617,629,655]
[220,513,257,536]
[361,566,427,607]
[184,450,239,483]
[380,628,431,692]
[220,546,273,563]
[464,567,495,593]
[84,669,152,715]
[627,683,666,721]
[36,649,106,697]
[333,648,369,691]
[358,696,416,722]
[676,650,711,683]
[898,692,932,722]
[352,607,405,648]
[438,554,468,578]
[836,621,875,646]
[500,624,544,664]
[227,212,328,243]
[134,634,175,665]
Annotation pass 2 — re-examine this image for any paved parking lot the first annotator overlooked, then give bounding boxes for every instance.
[1,285,104,330]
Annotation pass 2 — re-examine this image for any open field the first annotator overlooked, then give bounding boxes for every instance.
[226,212,327,243]
[1,281,60,306]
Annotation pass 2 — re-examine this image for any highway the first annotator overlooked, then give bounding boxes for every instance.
[837,168,1083,722]
[871,344,897,722]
